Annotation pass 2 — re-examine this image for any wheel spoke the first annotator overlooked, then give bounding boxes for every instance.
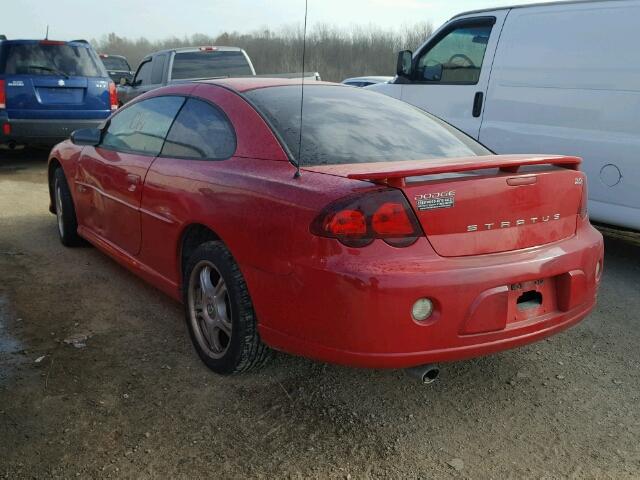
[214,277,226,296]
[199,317,212,345]
[209,324,224,352]
[199,266,215,299]
[216,298,232,336]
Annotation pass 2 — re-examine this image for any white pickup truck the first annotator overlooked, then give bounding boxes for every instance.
[118,46,321,104]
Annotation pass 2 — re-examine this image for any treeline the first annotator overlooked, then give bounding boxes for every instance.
[91,23,433,82]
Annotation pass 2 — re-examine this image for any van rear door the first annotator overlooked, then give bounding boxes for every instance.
[395,12,507,139]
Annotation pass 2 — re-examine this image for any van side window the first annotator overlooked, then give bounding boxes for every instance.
[415,23,493,84]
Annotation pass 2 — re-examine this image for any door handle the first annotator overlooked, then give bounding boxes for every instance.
[472,91,484,118]
[126,173,141,192]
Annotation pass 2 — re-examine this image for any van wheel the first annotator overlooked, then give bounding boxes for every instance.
[183,241,273,375]
[53,168,82,247]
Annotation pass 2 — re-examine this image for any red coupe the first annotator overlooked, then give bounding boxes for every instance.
[48,78,604,378]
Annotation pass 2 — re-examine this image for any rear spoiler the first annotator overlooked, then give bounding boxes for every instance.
[311,155,581,187]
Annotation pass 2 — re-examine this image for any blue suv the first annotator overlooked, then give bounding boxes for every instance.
[0,38,117,148]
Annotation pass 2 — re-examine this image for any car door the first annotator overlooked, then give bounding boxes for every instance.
[139,95,238,283]
[74,95,185,255]
[400,14,507,139]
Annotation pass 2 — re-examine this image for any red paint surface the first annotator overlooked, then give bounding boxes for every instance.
[48,80,604,369]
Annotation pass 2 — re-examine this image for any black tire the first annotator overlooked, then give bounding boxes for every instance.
[183,241,272,375]
[53,168,83,247]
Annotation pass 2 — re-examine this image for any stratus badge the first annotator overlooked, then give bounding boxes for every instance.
[467,213,561,232]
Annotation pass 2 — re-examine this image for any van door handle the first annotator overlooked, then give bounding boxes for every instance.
[472,91,484,118]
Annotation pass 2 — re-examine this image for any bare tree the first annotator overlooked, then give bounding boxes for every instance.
[92,22,434,82]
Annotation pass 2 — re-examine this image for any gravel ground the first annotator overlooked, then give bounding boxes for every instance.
[1,150,639,479]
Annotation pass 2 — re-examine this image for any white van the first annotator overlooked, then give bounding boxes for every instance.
[369,0,640,231]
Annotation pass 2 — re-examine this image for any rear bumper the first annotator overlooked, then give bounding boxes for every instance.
[0,117,105,146]
[249,219,604,369]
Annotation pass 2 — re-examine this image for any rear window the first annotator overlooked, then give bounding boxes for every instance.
[101,56,130,71]
[170,51,253,80]
[0,43,105,77]
[244,85,490,166]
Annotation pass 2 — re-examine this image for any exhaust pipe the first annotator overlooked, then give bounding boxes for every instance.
[405,364,440,384]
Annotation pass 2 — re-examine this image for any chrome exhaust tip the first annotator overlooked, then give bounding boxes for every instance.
[405,364,440,384]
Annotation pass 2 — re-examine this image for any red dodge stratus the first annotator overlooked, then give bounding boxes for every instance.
[47,78,604,377]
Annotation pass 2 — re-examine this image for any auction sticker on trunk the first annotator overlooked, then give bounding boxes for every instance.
[415,191,456,211]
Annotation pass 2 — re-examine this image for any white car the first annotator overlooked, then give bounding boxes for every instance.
[342,76,393,87]
[369,0,640,231]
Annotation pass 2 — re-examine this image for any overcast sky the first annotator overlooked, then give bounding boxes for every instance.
[4,0,554,41]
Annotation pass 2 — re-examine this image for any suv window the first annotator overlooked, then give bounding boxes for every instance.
[162,98,236,160]
[415,23,493,84]
[245,85,489,166]
[101,96,185,155]
[0,43,104,77]
[170,51,253,80]
[134,60,152,86]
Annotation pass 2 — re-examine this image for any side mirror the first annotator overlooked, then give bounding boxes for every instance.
[396,50,413,78]
[70,128,101,146]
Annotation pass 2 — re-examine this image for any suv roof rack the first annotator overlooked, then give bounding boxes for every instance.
[71,39,89,44]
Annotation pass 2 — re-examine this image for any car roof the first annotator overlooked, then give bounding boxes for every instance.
[199,77,339,93]
[452,0,629,19]
[0,39,89,47]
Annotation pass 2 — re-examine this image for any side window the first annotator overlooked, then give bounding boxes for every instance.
[134,60,152,86]
[415,22,493,84]
[101,96,185,155]
[151,54,166,85]
[161,98,236,160]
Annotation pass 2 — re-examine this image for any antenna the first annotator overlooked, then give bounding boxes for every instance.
[294,0,309,179]
[45,25,49,40]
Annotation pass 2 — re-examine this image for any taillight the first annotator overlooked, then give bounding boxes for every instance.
[0,80,6,109]
[311,189,423,248]
[108,82,118,111]
[579,175,588,219]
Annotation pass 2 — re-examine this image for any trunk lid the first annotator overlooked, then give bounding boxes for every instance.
[304,155,585,257]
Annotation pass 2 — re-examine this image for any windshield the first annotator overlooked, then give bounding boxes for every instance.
[244,85,490,166]
[101,56,130,71]
[171,50,253,80]
[0,43,105,77]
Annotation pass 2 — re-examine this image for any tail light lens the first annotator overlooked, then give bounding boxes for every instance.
[0,79,6,109]
[311,189,423,248]
[579,175,588,219]
[108,82,118,111]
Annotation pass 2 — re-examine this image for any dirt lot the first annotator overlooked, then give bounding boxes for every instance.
[0,150,639,479]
